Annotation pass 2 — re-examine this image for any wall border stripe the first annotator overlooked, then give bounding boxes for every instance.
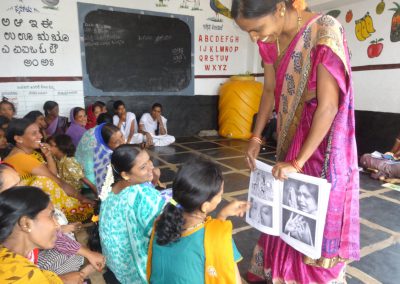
[0,77,83,83]
[0,64,399,82]
[195,63,400,79]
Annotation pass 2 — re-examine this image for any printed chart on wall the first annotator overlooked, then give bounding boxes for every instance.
[333,1,400,65]
[196,0,246,75]
[0,0,84,117]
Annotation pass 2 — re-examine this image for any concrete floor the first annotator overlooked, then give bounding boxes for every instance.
[88,136,400,283]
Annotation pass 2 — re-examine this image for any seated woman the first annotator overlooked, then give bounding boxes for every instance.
[113,100,144,145]
[147,158,248,284]
[48,134,97,195]
[0,186,63,283]
[0,98,16,120]
[99,144,166,283]
[24,110,49,141]
[0,164,105,281]
[0,127,11,160]
[85,102,103,130]
[76,122,125,195]
[4,118,94,222]
[66,107,88,147]
[360,133,400,182]
[43,101,69,136]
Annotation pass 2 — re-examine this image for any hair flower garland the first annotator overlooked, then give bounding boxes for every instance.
[99,164,114,201]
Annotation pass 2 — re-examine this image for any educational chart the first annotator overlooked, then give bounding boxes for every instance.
[0,0,81,77]
[0,81,84,117]
[246,160,331,259]
[0,0,83,117]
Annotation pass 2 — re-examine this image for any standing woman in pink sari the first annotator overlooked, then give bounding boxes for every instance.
[232,0,359,283]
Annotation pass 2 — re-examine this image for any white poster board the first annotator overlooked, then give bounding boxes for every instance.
[246,160,331,259]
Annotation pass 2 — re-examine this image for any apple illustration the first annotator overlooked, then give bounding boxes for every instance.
[367,38,384,58]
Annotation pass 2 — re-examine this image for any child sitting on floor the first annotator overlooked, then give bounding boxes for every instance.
[48,134,98,195]
[147,157,249,284]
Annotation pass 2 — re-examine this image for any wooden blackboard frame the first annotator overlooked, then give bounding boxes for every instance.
[78,3,194,96]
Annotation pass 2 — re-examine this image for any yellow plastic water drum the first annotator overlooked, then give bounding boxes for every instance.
[218,75,263,139]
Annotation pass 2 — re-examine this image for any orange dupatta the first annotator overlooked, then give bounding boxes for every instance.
[147,217,237,283]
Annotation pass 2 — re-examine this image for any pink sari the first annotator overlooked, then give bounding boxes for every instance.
[248,15,359,283]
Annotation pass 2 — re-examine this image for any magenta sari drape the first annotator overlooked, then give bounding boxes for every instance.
[249,15,359,283]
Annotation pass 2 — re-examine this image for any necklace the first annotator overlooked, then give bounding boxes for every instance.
[14,145,32,155]
[276,11,303,56]
[188,213,206,220]
[182,221,205,232]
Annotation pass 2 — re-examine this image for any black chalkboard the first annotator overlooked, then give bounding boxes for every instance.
[83,9,192,93]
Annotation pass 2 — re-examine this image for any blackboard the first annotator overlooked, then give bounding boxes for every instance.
[78,4,194,96]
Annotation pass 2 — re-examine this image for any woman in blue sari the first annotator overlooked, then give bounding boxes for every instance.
[76,123,125,196]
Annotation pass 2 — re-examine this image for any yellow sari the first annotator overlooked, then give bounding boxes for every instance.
[4,152,93,223]
[0,246,62,284]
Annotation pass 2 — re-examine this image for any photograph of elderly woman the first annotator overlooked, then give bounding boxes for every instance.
[282,180,319,216]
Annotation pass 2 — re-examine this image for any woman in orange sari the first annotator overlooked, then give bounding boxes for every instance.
[5,118,94,223]
[233,0,359,283]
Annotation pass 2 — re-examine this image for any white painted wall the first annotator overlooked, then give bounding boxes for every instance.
[0,0,256,117]
[0,0,398,116]
[317,0,400,113]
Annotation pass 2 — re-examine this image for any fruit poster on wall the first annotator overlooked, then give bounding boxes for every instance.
[355,12,376,41]
[328,0,400,62]
[389,2,400,42]
[367,38,384,57]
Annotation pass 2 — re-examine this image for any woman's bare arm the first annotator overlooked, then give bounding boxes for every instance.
[246,64,276,170]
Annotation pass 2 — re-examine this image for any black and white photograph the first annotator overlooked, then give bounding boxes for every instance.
[246,160,331,259]
[250,168,274,201]
[282,208,316,247]
[282,179,319,215]
[248,197,273,228]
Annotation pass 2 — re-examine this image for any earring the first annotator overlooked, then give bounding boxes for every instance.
[25,226,31,233]
[281,7,286,16]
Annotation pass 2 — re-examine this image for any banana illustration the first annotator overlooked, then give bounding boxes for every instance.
[364,12,376,33]
[355,13,376,41]
[355,19,367,41]
[360,18,371,39]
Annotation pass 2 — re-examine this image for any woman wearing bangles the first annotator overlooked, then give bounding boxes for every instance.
[4,118,94,223]
[233,0,359,283]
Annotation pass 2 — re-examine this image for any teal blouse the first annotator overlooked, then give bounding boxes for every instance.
[150,226,242,284]
[75,127,96,185]
[99,183,165,284]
